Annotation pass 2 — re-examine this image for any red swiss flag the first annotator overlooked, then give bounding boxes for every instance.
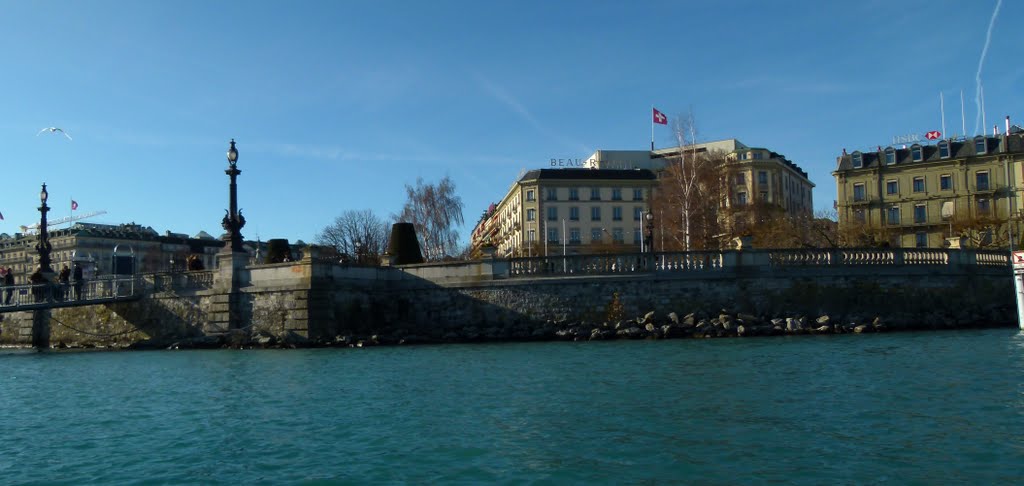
[653,108,667,125]
[71,200,78,211]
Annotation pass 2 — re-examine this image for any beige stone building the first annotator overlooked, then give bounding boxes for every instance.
[0,223,226,284]
[471,169,658,257]
[833,130,1024,248]
[471,139,814,256]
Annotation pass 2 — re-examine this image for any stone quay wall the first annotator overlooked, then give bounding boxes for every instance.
[0,248,1014,348]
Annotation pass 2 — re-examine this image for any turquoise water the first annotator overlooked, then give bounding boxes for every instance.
[2,329,1023,484]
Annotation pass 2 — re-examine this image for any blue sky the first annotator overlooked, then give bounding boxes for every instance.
[1,0,1020,246]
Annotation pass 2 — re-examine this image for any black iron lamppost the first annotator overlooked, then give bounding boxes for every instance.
[36,183,54,274]
[221,139,246,252]
[645,212,655,253]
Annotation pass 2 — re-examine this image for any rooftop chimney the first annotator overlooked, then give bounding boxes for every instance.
[1007,115,1011,136]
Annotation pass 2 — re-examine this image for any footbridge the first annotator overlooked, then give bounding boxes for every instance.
[0,276,143,313]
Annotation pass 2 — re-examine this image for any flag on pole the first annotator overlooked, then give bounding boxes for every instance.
[652,108,667,125]
[71,200,78,211]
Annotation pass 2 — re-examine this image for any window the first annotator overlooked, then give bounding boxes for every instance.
[590,188,600,200]
[569,207,580,221]
[975,136,987,155]
[978,198,991,215]
[569,228,581,243]
[854,209,866,222]
[914,204,926,223]
[548,228,559,243]
[911,144,923,162]
[569,188,579,201]
[887,206,901,225]
[545,188,557,201]
[886,180,898,195]
[753,151,764,160]
[739,152,748,160]
[884,147,896,165]
[591,228,602,242]
[760,191,768,202]
[527,209,536,221]
[611,188,622,201]
[737,192,748,205]
[612,207,623,221]
[852,151,863,168]
[634,229,642,244]
[940,174,952,191]
[915,232,928,248]
[913,176,925,193]
[547,206,557,221]
[853,183,866,201]
[526,190,535,201]
[528,229,536,242]
[938,141,950,158]
[591,207,601,221]
[736,173,746,184]
[632,188,643,200]
[633,207,642,220]
[758,171,768,184]
[976,172,989,191]
[612,228,624,243]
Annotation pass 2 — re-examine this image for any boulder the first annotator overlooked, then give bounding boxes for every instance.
[816,315,831,326]
[668,312,680,325]
[736,325,747,336]
[853,324,870,333]
[683,313,696,327]
[814,325,832,333]
[786,318,802,332]
[643,311,656,323]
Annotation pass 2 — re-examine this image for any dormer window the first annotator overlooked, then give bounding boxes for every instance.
[974,136,987,155]
[938,141,951,159]
[884,147,896,165]
[911,144,923,162]
[851,151,863,168]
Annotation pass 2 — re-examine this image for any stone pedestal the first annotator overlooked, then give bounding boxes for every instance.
[206,250,251,334]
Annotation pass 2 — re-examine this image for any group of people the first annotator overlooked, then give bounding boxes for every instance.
[57,263,85,301]
[0,263,84,305]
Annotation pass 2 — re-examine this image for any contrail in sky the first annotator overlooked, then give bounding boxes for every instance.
[974,0,1002,135]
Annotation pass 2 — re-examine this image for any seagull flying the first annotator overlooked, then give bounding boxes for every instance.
[37,127,72,141]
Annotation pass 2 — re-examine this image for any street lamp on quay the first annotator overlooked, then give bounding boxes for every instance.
[221,139,246,253]
[36,183,54,275]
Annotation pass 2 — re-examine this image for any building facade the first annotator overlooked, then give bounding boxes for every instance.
[0,223,226,284]
[833,130,1024,248]
[471,169,659,257]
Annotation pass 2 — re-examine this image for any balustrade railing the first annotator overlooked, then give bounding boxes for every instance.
[503,248,1009,278]
[149,270,214,292]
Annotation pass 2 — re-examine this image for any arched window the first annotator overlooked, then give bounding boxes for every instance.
[911,144,923,162]
[884,147,896,165]
[974,136,987,155]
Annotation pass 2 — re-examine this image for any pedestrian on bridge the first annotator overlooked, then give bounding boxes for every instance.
[2,268,12,305]
[73,263,83,301]
[59,265,71,301]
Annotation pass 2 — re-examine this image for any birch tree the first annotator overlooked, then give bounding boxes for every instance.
[396,176,465,261]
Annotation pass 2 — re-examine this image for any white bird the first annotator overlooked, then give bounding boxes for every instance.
[37,127,72,141]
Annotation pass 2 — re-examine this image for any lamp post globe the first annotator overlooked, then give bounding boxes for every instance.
[644,212,655,253]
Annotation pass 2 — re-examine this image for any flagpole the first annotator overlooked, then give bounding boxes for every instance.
[650,105,655,151]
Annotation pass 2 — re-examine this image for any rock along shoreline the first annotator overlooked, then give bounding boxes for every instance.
[45,307,1005,351]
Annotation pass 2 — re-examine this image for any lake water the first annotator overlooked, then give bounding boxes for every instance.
[2,329,1023,484]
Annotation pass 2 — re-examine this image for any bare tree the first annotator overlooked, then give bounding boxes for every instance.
[396,176,465,261]
[316,209,390,261]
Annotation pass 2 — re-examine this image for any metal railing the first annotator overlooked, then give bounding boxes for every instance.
[149,270,214,292]
[0,275,142,310]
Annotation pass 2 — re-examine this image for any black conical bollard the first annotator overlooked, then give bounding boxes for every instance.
[386,222,424,265]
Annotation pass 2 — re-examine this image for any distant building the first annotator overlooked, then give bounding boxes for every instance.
[472,139,814,256]
[471,169,658,257]
[0,222,226,284]
[833,128,1024,248]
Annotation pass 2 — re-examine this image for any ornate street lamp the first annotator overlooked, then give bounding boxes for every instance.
[645,212,655,253]
[36,183,54,274]
[221,139,246,252]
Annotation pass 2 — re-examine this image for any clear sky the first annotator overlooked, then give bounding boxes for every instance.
[1,0,1020,246]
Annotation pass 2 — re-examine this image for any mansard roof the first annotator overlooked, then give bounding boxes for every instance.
[835,134,1024,172]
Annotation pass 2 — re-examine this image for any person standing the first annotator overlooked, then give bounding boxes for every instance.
[2,268,12,305]
[58,265,71,301]
[72,263,84,301]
